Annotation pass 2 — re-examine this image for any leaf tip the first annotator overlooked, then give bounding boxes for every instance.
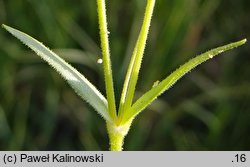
[2,24,7,29]
[242,38,247,44]
[2,24,12,33]
[234,38,247,48]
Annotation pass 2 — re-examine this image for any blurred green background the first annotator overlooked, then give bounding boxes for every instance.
[0,0,249,150]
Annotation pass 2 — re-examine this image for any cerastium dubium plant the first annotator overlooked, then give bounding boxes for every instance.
[2,0,246,151]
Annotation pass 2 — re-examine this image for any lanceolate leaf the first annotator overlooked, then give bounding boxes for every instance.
[121,39,247,124]
[2,24,111,122]
[118,0,156,122]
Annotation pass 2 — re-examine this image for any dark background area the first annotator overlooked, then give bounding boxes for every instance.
[0,0,249,150]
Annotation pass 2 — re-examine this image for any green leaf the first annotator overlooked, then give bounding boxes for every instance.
[2,24,111,122]
[118,0,156,123]
[121,39,247,124]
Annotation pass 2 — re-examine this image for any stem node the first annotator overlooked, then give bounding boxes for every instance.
[107,121,132,151]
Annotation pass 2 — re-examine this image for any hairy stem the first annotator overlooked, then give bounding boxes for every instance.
[97,0,117,121]
[106,121,132,151]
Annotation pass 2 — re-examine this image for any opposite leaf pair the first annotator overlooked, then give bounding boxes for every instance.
[2,0,246,151]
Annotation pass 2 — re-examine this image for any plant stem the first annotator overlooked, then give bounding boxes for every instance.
[96,0,117,121]
[106,121,132,151]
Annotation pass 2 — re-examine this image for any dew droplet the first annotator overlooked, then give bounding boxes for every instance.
[153,80,160,87]
[97,58,103,64]
[208,54,213,58]
[107,31,110,35]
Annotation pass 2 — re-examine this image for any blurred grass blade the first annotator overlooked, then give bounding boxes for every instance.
[0,106,11,136]
[2,24,111,122]
[121,39,247,124]
[118,0,155,122]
